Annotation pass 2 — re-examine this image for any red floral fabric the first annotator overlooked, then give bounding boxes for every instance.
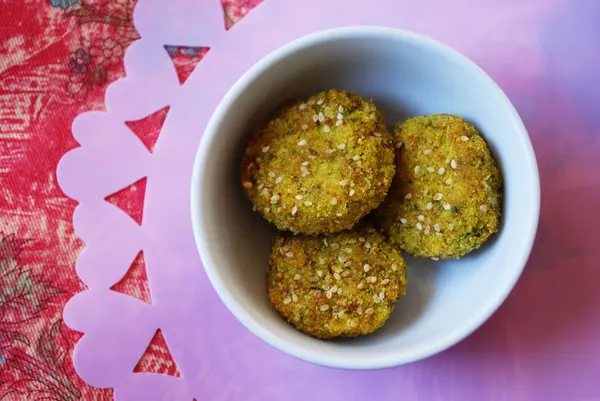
[0,0,260,399]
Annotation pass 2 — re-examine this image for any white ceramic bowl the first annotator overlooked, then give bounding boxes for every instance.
[191,26,540,369]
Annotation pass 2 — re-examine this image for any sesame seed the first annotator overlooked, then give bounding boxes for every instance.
[319,304,329,311]
[261,188,269,196]
[299,103,306,110]
[297,139,307,146]
[379,291,385,300]
[445,178,453,185]
[283,297,291,304]
[308,99,315,105]
[323,124,330,133]
[357,306,363,314]
[416,223,423,230]
[434,224,441,232]
[318,112,325,122]
[426,202,433,210]
[336,119,344,126]
[301,124,308,130]
[424,225,431,234]
[396,141,404,149]
[323,239,328,246]
[374,132,382,137]
[285,252,293,257]
[434,193,443,201]
[338,105,344,113]
[338,256,346,263]
[364,264,370,272]
[480,204,488,212]
[357,282,364,289]
[353,155,360,161]
[262,145,270,153]
[438,167,445,175]
[424,149,432,155]
[418,215,425,221]
[257,183,264,190]
[400,218,407,224]
[331,243,339,249]
[269,172,276,177]
[382,278,390,285]
[373,295,381,303]
[431,257,439,261]
[342,271,350,277]
[325,291,332,299]
[443,203,451,210]
[291,206,297,215]
[349,189,355,196]
[263,207,270,213]
[270,194,280,204]
[369,276,377,283]
[331,198,338,205]
[331,285,338,293]
[344,247,352,253]
[317,270,323,277]
[292,274,301,281]
[317,99,324,105]
[295,195,303,200]
[337,113,343,120]
[242,181,253,188]
[364,242,371,249]
[404,193,412,200]
[391,264,398,271]
[292,294,299,302]
[337,288,343,295]
[359,237,365,242]
[350,320,358,328]
[339,180,348,187]
[312,115,319,122]
[427,167,435,173]
[337,144,346,149]
[461,136,470,142]
[309,155,316,160]
[365,308,374,315]
[304,201,313,206]
[451,160,457,169]
[275,176,283,184]
[447,223,454,230]
[414,166,420,174]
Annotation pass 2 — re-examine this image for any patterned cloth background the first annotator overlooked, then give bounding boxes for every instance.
[0,1,259,399]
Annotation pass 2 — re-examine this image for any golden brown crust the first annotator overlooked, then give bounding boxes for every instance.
[267,227,407,339]
[376,114,502,259]
[241,90,395,235]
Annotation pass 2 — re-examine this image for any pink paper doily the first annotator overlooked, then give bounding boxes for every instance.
[56,0,600,399]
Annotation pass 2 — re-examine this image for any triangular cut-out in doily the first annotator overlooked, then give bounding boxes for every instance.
[125,107,170,153]
[134,329,181,377]
[104,177,147,226]
[164,46,210,85]
[110,251,152,304]
[222,0,263,30]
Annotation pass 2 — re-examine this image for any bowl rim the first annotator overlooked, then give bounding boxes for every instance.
[190,25,540,369]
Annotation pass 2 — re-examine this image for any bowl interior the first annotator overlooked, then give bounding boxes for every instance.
[193,28,539,368]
